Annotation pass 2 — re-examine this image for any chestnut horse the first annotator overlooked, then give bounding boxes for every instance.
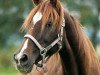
[14,0,100,75]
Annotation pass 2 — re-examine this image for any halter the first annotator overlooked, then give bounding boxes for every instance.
[24,18,65,71]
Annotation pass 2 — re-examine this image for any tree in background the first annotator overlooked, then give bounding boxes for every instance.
[0,0,33,49]
[62,0,100,48]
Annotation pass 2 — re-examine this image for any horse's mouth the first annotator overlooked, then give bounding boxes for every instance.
[16,63,34,74]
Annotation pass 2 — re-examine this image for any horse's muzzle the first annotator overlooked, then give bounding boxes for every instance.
[13,54,33,74]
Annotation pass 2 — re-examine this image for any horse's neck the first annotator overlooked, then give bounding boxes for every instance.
[27,53,64,75]
[59,11,100,75]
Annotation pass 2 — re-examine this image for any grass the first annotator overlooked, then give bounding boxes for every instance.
[0,47,21,75]
[0,65,20,75]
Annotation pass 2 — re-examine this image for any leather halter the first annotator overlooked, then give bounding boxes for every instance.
[24,18,65,68]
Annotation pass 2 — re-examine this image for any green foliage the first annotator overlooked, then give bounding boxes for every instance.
[0,1,33,73]
[0,0,33,48]
[63,0,100,48]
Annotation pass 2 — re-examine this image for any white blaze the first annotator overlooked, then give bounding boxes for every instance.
[33,12,42,25]
[16,39,29,60]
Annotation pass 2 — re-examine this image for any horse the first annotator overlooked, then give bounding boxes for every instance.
[13,0,100,75]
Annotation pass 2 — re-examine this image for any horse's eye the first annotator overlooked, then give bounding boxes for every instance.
[47,22,52,27]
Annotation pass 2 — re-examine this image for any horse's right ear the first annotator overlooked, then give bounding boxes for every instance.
[32,0,43,5]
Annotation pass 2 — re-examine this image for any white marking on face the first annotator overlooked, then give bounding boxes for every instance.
[33,12,42,25]
[16,39,29,60]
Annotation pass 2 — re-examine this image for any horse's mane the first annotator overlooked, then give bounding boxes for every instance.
[64,11,100,74]
[23,1,64,31]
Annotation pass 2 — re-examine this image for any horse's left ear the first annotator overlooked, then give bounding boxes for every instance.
[32,0,43,5]
[50,0,58,6]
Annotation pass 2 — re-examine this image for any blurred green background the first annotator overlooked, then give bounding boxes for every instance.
[0,0,100,75]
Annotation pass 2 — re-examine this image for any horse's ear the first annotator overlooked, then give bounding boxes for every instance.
[32,0,43,5]
[50,0,58,6]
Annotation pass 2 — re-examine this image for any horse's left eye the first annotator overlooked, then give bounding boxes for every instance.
[47,21,52,27]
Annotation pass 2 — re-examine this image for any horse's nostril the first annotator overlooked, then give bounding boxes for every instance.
[14,54,18,64]
[20,54,28,63]
[14,53,28,65]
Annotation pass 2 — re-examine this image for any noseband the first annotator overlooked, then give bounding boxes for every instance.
[24,18,65,69]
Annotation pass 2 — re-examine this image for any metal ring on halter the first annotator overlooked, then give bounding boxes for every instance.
[40,48,47,56]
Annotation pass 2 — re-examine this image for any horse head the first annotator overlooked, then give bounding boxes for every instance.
[14,0,64,73]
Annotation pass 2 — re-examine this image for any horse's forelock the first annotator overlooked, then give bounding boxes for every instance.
[22,0,64,32]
